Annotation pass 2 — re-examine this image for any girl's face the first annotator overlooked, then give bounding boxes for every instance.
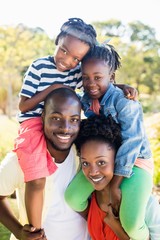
[80,140,115,191]
[82,59,115,99]
[54,35,90,72]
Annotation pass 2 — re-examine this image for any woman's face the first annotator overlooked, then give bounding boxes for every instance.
[80,139,115,191]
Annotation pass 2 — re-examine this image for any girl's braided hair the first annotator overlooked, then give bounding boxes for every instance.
[55,18,97,48]
[75,114,122,154]
[81,44,121,73]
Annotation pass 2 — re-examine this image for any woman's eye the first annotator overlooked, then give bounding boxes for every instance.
[82,162,88,167]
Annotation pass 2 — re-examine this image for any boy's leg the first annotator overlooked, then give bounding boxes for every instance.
[120,166,153,240]
[65,169,94,211]
[25,178,46,230]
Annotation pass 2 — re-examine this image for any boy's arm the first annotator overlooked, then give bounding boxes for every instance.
[19,84,73,113]
[114,84,138,100]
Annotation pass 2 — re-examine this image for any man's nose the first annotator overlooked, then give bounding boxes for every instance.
[59,120,70,133]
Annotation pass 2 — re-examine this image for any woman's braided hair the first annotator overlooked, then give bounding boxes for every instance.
[55,18,97,48]
[75,114,122,155]
[81,44,121,73]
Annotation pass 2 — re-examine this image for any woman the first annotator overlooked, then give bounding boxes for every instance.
[73,114,160,240]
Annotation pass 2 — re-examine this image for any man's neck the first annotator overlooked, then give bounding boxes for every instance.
[48,146,71,163]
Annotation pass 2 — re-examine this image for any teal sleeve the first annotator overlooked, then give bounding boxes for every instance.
[65,169,94,211]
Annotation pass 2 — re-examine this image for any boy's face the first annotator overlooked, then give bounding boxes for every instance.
[81,59,114,99]
[54,35,90,72]
[42,94,81,153]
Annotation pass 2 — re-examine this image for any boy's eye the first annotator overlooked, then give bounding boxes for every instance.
[61,48,67,54]
[74,58,80,63]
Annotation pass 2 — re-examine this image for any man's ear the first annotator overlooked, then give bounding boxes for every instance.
[110,72,116,84]
[41,111,44,124]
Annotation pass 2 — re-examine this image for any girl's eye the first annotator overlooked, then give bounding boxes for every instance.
[95,76,101,80]
[98,161,106,166]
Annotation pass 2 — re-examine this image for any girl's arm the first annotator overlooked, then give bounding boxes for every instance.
[19,84,73,113]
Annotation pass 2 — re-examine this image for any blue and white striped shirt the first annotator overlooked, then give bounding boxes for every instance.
[18,55,82,122]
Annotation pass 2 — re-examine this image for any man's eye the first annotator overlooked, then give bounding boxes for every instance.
[71,118,80,123]
[52,117,60,121]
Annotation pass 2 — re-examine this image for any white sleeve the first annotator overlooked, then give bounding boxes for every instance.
[145,194,160,240]
[0,152,24,196]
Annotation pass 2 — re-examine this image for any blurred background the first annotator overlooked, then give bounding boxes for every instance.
[0,0,160,238]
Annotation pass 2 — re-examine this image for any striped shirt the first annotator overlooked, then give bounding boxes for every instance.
[18,55,83,122]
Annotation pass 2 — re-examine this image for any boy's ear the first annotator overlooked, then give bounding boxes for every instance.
[110,72,116,84]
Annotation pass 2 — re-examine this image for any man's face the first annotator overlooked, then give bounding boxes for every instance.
[43,94,81,153]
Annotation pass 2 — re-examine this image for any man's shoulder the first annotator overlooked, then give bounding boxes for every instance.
[0,152,24,195]
[0,152,23,178]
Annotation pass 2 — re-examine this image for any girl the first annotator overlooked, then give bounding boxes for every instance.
[65,44,153,240]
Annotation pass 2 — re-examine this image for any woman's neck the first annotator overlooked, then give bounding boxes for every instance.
[95,186,111,212]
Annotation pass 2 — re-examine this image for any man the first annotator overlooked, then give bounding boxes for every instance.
[0,87,90,240]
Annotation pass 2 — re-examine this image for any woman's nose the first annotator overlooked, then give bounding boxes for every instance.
[89,165,99,176]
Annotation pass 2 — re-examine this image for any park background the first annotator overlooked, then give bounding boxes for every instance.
[0,0,160,239]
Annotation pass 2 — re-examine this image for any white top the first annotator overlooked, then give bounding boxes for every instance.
[0,148,90,240]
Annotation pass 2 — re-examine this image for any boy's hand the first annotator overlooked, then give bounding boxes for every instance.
[20,224,47,240]
[123,85,138,100]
